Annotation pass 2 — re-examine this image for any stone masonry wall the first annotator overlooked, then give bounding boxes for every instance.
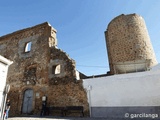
[0,22,89,117]
[105,14,158,74]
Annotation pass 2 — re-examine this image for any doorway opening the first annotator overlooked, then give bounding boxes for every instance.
[22,89,33,114]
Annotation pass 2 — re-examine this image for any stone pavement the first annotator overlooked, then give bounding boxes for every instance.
[7,117,107,120]
[7,116,160,120]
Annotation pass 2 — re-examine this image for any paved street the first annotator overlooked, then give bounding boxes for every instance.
[7,117,107,120]
[7,116,160,120]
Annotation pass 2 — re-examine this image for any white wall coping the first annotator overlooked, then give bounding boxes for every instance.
[0,55,13,65]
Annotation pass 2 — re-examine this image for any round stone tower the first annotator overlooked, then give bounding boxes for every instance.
[105,14,157,74]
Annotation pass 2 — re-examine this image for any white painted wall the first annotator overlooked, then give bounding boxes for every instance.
[83,64,160,107]
[0,62,7,103]
[0,55,12,118]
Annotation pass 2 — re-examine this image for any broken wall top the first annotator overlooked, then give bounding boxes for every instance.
[0,22,57,43]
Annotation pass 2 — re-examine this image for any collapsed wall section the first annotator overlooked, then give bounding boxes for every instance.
[0,22,89,116]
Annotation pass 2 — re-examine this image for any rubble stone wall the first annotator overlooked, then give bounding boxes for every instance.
[0,22,89,117]
[105,14,158,74]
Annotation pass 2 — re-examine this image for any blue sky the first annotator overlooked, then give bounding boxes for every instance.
[0,0,160,76]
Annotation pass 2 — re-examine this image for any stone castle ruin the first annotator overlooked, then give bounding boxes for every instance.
[0,22,89,116]
[105,14,157,74]
[82,14,159,118]
[0,13,158,118]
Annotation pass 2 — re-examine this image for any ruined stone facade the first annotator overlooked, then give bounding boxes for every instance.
[105,14,158,74]
[0,22,89,116]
